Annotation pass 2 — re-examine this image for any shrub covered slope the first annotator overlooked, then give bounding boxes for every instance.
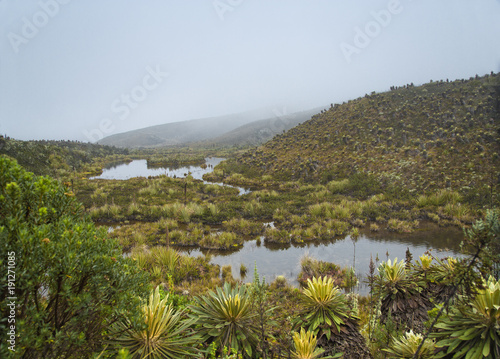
[226,73,499,208]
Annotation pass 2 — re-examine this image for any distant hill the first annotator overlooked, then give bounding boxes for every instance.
[97,107,324,148]
[224,73,500,206]
[198,107,324,147]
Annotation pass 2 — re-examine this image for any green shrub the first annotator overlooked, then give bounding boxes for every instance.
[199,232,242,250]
[0,156,149,358]
[326,178,350,194]
[263,227,291,244]
[298,256,354,290]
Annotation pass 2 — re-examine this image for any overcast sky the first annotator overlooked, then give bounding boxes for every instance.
[1,0,499,142]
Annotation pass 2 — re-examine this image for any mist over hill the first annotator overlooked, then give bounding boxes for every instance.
[97,107,325,148]
[197,107,324,147]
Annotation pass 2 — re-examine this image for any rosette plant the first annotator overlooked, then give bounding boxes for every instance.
[292,328,341,359]
[375,258,430,331]
[297,276,351,340]
[432,276,500,359]
[384,330,435,358]
[110,287,198,359]
[190,282,259,358]
[295,276,371,358]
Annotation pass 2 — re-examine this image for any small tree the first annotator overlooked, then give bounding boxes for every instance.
[249,264,275,358]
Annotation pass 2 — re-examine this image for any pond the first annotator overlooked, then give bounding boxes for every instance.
[178,222,464,295]
[90,157,251,195]
[91,157,225,180]
[92,157,465,295]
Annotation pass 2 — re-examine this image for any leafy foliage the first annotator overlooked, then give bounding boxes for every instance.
[461,209,500,286]
[249,265,275,357]
[0,156,148,358]
[0,136,128,177]
[432,276,500,359]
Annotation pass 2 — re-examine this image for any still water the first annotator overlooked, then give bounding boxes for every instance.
[90,157,250,195]
[178,223,463,294]
[91,157,225,180]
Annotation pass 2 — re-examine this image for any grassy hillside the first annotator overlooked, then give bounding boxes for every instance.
[220,73,500,208]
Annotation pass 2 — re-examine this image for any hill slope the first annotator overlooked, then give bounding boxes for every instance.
[225,73,500,206]
[198,107,323,147]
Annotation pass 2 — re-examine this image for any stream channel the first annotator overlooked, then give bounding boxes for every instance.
[92,157,464,294]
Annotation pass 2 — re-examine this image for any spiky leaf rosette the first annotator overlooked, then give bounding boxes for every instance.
[110,287,198,359]
[384,330,436,358]
[375,258,431,331]
[292,328,341,359]
[296,276,372,359]
[432,276,500,359]
[424,257,458,303]
[297,276,351,340]
[190,282,259,358]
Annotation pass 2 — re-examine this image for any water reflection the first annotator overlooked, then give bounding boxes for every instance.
[178,223,464,295]
[90,157,250,195]
[91,157,225,180]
